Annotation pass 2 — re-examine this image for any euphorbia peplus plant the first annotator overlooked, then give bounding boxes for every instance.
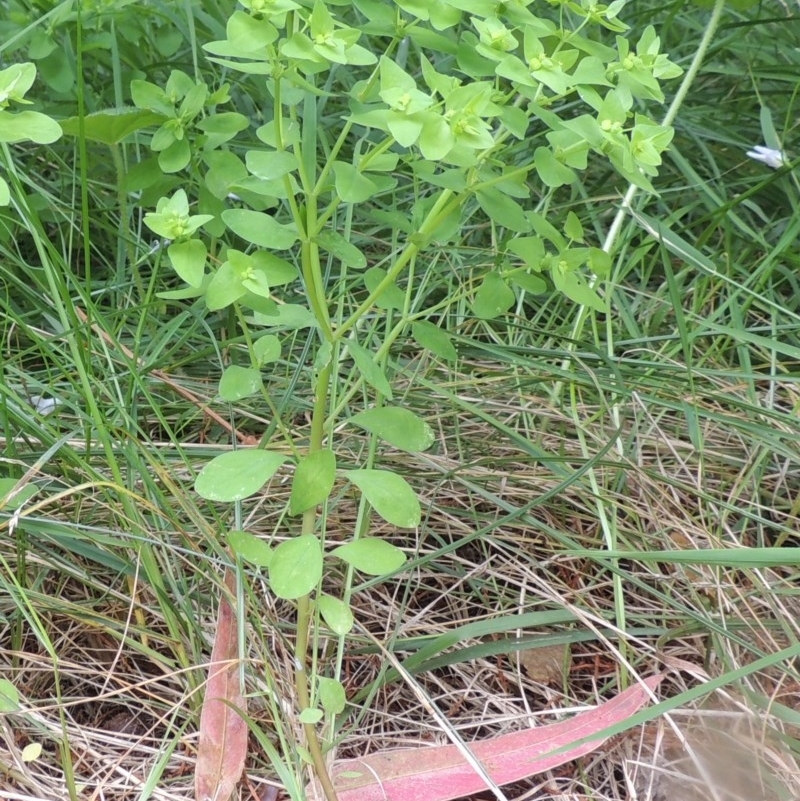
[0,63,62,205]
[138,1,680,798]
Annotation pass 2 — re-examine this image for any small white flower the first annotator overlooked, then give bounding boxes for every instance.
[746,145,785,169]
[28,395,62,416]
[149,239,171,254]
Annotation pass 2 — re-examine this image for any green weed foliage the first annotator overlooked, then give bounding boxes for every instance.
[15,1,800,799]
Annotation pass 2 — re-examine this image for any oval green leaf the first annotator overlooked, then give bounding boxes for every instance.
[551,267,606,312]
[330,538,407,576]
[206,260,245,311]
[0,679,19,712]
[509,272,548,295]
[195,449,288,502]
[344,469,420,528]
[299,707,324,724]
[349,407,434,453]
[411,320,457,361]
[228,530,272,567]
[289,449,336,515]
[268,534,323,599]
[473,271,515,320]
[365,267,405,311]
[0,111,62,145]
[222,209,298,249]
[60,108,167,145]
[254,334,281,365]
[168,239,207,288]
[317,676,346,714]
[476,187,531,233]
[219,365,263,401]
[318,594,354,635]
[333,160,379,203]
[348,342,393,400]
[316,230,367,269]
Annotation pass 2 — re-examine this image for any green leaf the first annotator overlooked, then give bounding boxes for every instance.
[317,676,347,714]
[527,213,566,250]
[588,247,612,279]
[317,594,354,635]
[0,63,36,103]
[379,54,418,95]
[59,108,167,144]
[268,534,323,599]
[168,240,206,287]
[0,177,9,206]
[254,304,317,329]
[158,136,191,173]
[499,105,529,139]
[155,27,183,57]
[330,538,407,575]
[206,260,246,311]
[246,150,298,180]
[473,271,515,319]
[37,47,75,94]
[196,112,250,148]
[289,449,337,515]
[0,111,62,145]
[551,266,606,312]
[348,342,393,399]
[418,114,454,160]
[364,267,404,310]
[533,146,576,188]
[226,10,278,51]
[298,707,324,724]
[219,365,263,401]
[476,188,531,233]
[334,161,379,203]
[507,236,546,269]
[195,450,288,502]
[495,55,538,88]
[21,742,42,762]
[253,334,281,366]
[241,269,271,299]
[386,112,424,147]
[564,211,584,242]
[0,679,19,712]
[130,79,173,115]
[349,407,434,453]
[345,469,420,527]
[222,209,298,249]
[411,320,457,361]
[316,230,367,269]
[157,286,206,300]
[250,251,298,286]
[509,271,548,294]
[228,530,272,567]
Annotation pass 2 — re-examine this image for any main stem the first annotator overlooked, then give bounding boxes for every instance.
[294,242,338,799]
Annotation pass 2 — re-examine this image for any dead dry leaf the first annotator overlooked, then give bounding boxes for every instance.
[331,674,663,801]
[195,570,248,801]
[517,642,571,685]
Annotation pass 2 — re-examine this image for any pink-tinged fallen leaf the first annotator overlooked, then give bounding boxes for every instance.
[332,675,663,801]
[196,570,248,801]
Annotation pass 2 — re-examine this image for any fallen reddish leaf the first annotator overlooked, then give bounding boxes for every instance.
[196,570,248,801]
[331,675,663,801]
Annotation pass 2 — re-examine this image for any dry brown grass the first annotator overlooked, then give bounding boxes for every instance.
[1,363,799,801]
